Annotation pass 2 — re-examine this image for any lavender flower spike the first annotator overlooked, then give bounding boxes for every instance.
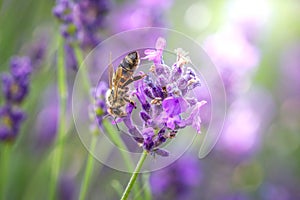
[91,82,108,130]
[0,105,25,141]
[95,37,207,156]
[1,56,32,104]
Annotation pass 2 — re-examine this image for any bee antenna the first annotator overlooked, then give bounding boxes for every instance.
[103,114,111,119]
[114,117,121,131]
[103,115,121,131]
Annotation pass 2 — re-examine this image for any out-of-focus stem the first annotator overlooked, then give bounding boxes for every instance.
[141,173,152,200]
[49,36,68,200]
[73,44,92,98]
[102,120,135,171]
[102,119,141,195]
[74,44,99,200]
[0,144,12,200]
[79,135,98,200]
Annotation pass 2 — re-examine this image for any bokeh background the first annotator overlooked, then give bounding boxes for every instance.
[0,0,300,199]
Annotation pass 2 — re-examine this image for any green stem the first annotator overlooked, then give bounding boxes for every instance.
[49,36,68,200]
[79,135,98,200]
[73,44,92,96]
[120,151,148,200]
[0,144,11,200]
[141,173,152,200]
[0,0,3,12]
[74,44,97,200]
[111,180,124,198]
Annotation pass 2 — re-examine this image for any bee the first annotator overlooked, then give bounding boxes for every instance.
[106,51,146,118]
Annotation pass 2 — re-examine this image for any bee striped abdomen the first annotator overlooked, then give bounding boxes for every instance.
[120,51,139,71]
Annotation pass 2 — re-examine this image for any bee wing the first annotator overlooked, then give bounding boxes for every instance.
[108,52,114,89]
[114,67,123,99]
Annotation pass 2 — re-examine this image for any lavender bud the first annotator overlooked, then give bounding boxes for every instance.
[171,64,183,81]
[154,148,169,157]
[140,111,151,123]
[157,75,168,87]
[177,77,188,90]
[142,101,151,113]
[144,88,154,99]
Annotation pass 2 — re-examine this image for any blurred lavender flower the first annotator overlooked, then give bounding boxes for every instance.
[21,28,50,69]
[280,42,300,97]
[53,0,172,71]
[204,26,260,99]
[108,0,172,33]
[90,81,108,132]
[0,105,25,141]
[260,184,291,200]
[53,0,79,70]
[58,174,77,200]
[217,194,250,200]
[53,0,110,46]
[73,0,110,49]
[53,0,77,43]
[53,0,110,70]
[226,0,271,42]
[1,56,32,104]
[34,104,58,149]
[94,37,206,156]
[0,56,32,142]
[260,182,300,200]
[150,155,201,200]
[218,89,274,156]
[27,40,47,69]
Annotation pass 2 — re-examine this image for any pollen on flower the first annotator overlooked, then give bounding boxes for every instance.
[175,48,191,67]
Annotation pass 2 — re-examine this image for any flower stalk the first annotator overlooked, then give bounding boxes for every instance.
[120,151,148,200]
[49,35,68,200]
[74,43,97,200]
[79,135,98,200]
[0,144,12,200]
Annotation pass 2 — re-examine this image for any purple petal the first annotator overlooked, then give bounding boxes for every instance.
[185,100,207,133]
[154,148,169,157]
[162,97,189,116]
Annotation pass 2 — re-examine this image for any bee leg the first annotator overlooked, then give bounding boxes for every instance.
[123,74,147,87]
[123,95,137,108]
[130,100,137,109]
